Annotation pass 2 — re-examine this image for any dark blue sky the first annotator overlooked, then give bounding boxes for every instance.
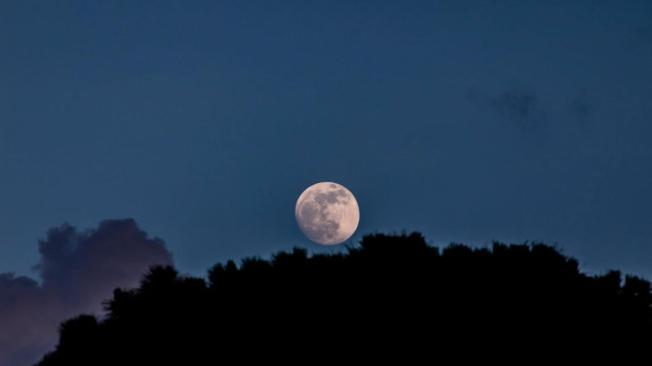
[1,0,652,278]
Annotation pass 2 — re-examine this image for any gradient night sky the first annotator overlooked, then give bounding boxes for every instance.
[1,1,652,278]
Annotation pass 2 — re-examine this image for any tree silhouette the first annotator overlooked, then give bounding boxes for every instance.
[37,233,652,364]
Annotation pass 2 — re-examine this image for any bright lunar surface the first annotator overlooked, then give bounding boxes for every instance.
[295,182,360,245]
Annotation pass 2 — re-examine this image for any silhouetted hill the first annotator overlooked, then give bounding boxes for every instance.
[36,233,652,364]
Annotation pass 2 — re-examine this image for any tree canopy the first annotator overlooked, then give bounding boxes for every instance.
[37,233,652,364]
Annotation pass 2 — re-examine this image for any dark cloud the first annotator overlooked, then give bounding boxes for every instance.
[466,87,545,130]
[0,219,173,366]
[467,88,599,133]
[489,89,543,127]
[568,95,594,127]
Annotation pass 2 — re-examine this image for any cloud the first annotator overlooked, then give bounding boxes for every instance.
[0,219,173,366]
[467,87,599,134]
[568,95,594,127]
[488,89,545,128]
[466,87,545,130]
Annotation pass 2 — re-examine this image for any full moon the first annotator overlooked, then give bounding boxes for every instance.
[295,182,360,245]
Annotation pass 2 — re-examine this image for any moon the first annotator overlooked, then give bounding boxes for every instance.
[295,182,360,245]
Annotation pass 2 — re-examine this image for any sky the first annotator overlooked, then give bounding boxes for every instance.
[2,1,652,364]
[1,1,652,281]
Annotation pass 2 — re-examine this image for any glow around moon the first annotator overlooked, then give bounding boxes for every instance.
[295,182,360,245]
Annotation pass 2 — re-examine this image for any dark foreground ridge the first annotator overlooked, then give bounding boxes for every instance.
[37,233,651,364]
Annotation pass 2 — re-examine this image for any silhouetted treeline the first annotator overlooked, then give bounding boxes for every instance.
[37,233,652,364]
